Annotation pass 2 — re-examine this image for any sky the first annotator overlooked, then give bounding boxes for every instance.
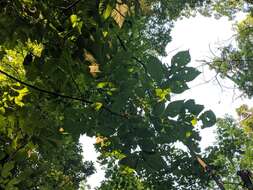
[80,13,253,189]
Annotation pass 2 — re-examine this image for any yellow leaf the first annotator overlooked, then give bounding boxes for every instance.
[70,14,78,25]
[102,30,108,37]
[84,50,97,64]
[89,63,100,77]
[13,87,29,107]
[84,50,101,77]
[191,117,198,126]
[70,14,83,33]
[111,2,128,28]
[186,131,191,138]
[155,88,170,102]
[93,102,103,111]
[27,149,33,158]
[95,136,108,147]
[26,39,44,57]
[139,0,151,14]
[59,128,64,132]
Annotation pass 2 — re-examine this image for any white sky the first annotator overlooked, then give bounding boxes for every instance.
[80,13,253,189]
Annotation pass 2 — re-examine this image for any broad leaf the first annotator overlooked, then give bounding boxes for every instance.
[143,153,167,171]
[102,4,113,20]
[153,102,165,116]
[139,139,156,152]
[146,56,164,82]
[200,110,216,128]
[179,67,201,82]
[111,2,128,28]
[171,50,191,67]
[170,81,189,94]
[1,161,15,178]
[164,100,184,117]
[184,99,204,116]
[119,154,138,169]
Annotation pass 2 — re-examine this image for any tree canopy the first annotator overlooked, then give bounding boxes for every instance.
[0,0,252,189]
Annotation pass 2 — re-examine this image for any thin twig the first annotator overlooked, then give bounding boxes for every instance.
[0,68,127,118]
[116,34,148,73]
[60,0,82,11]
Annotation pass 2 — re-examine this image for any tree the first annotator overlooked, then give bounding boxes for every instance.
[0,0,217,189]
[200,0,253,97]
[198,0,252,19]
[210,14,253,97]
[97,165,151,190]
[205,109,253,190]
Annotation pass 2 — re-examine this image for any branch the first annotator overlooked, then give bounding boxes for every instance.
[116,34,148,73]
[116,34,127,51]
[0,68,127,118]
[196,59,238,83]
[197,59,253,65]
[60,0,82,11]
[5,138,28,162]
[132,56,148,73]
[0,68,92,104]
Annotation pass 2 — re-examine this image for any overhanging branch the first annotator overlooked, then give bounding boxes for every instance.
[0,68,126,118]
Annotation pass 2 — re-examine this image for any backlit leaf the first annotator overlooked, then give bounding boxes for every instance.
[146,56,164,82]
[111,2,129,28]
[171,50,191,67]
[102,4,113,20]
[200,110,216,128]
[164,100,184,117]
[191,117,198,126]
[93,102,103,111]
[1,161,15,178]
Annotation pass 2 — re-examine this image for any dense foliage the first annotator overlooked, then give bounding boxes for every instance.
[2,0,253,189]
[0,0,221,189]
[205,106,253,189]
[97,166,152,190]
[206,0,253,97]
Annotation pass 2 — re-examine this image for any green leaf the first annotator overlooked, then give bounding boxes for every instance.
[171,50,191,67]
[184,99,204,116]
[0,107,5,114]
[155,88,170,101]
[139,139,156,152]
[179,67,201,82]
[70,14,83,33]
[119,154,138,169]
[164,100,184,117]
[1,161,15,178]
[93,102,103,111]
[0,152,5,160]
[7,177,20,187]
[200,110,216,128]
[146,56,164,82]
[143,153,167,170]
[70,14,78,25]
[13,87,29,107]
[170,81,189,94]
[153,102,165,116]
[186,131,192,137]
[102,4,113,20]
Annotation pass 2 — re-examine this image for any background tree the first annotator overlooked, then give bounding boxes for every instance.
[199,0,253,97]
[211,14,253,97]
[205,108,253,189]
